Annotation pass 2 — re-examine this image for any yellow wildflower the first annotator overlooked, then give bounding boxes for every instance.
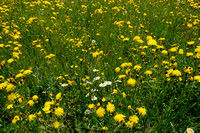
[106,102,115,113]
[127,78,136,86]
[53,121,60,128]
[29,114,36,121]
[96,107,105,118]
[6,84,16,92]
[129,115,139,124]
[136,107,147,116]
[28,100,34,106]
[54,107,64,117]
[114,114,126,122]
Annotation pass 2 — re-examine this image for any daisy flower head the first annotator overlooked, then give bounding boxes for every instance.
[93,76,100,81]
[61,83,68,87]
[91,96,97,101]
[91,89,98,92]
[92,40,96,43]
[84,109,91,115]
[85,93,90,97]
[104,81,112,86]
[187,128,194,133]
[93,69,99,72]
[99,83,106,87]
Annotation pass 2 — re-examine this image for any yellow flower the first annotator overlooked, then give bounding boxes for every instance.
[15,73,23,78]
[187,41,195,45]
[147,39,157,46]
[0,75,4,81]
[37,111,41,115]
[42,106,51,114]
[7,104,13,109]
[161,50,168,55]
[171,70,181,77]
[123,38,129,41]
[23,69,32,75]
[32,95,38,100]
[187,23,192,28]
[56,92,62,100]
[102,126,108,130]
[122,92,126,98]
[136,107,147,116]
[136,39,144,43]
[129,115,139,124]
[0,81,8,90]
[88,104,95,109]
[29,114,36,121]
[115,67,121,73]
[186,52,193,57]
[179,49,184,54]
[28,100,34,106]
[114,114,126,122]
[12,115,20,124]
[144,70,152,75]
[127,78,136,86]
[54,107,64,117]
[118,75,126,79]
[146,36,153,40]
[7,93,17,101]
[133,36,141,41]
[53,121,60,128]
[96,107,105,118]
[102,97,106,102]
[126,121,133,128]
[6,84,16,92]
[106,102,115,113]
[194,75,200,82]
[8,58,14,63]
[133,65,142,70]
[18,98,23,103]
[170,47,178,52]
[128,105,132,109]
[113,89,117,94]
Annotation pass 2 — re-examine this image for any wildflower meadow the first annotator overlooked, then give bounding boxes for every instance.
[0,0,199,132]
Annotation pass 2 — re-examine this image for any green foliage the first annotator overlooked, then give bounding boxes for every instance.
[0,0,199,132]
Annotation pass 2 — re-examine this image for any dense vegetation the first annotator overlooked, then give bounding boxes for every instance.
[0,0,199,132]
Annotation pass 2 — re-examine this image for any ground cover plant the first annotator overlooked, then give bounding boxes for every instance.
[0,0,200,132]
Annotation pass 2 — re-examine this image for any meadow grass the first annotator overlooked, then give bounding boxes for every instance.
[0,0,200,132]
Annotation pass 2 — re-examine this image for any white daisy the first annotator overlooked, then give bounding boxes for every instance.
[91,96,97,101]
[61,83,68,87]
[104,81,112,85]
[92,40,96,43]
[187,128,194,133]
[99,83,106,87]
[93,69,99,72]
[84,109,91,115]
[85,93,90,97]
[93,76,100,81]
[115,80,122,83]
[91,89,98,92]
[86,81,92,84]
